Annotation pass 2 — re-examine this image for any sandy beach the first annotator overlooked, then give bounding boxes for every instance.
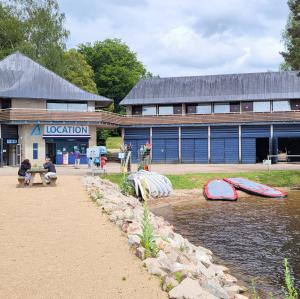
[0,175,167,299]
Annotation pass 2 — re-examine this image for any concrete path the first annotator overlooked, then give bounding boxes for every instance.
[1,162,300,177]
[0,175,167,299]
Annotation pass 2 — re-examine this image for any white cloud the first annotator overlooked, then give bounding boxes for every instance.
[60,0,289,77]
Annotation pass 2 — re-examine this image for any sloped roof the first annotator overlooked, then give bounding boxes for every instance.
[120,71,300,105]
[0,52,112,105]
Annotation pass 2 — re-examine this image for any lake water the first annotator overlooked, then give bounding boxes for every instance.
[153,191,300,297]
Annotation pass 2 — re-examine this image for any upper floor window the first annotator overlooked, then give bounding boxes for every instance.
[230,102,240,113]
[132,105,142,115]
[214,103,230,113]
[241,101,253,112]
[197,104,211,114]
[158,105,182,115]
[273,101,291,112]
[290,99,300,111]
[142,105,156,115]
[47,101,87,112]
[186,103,211,114]
[253,101,270,112]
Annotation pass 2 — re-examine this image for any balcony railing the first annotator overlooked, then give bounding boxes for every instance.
[1,108,300,126]
[0,108,124,127]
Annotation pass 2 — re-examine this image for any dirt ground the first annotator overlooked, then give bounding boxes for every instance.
[0,175,167,299]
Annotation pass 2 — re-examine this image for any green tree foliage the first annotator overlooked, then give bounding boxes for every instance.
[0,0,69,74]
[0,4,25,59]
[62,49,97,93]
[78,39,148,112]
[281,0,300,70]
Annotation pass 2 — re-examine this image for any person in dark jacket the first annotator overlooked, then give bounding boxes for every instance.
[18,159,31,184]
[43,158,57,183]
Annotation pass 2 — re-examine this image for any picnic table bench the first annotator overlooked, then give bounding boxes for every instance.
[18,168,57,187]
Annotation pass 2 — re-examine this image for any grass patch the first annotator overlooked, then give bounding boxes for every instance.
[106,170,300,189]
[106,136,122,150]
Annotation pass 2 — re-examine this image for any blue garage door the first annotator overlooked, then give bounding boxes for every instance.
[211,126,239,163]
[273,124,300,137]
[181,127,208,163]
[241,125,270,164]
[152,128,179,163]
[124,128,150,162]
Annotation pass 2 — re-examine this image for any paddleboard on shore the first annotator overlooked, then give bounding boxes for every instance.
[204,179,238,201]
[223,177,287,198]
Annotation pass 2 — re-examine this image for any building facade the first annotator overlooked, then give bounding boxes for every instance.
[0,52,119,166]
[120,73,300,163]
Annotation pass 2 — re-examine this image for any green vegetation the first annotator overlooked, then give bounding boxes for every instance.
[281,0,300,70]
[79,39,152,113]
[284,258,298,299]
[106,170,300,190]
[251,259,298,299]
[62,49,98,93]
[106,136,122,150]
[175,272,184,283]
[119,174,134,196]
[139,201,158,258]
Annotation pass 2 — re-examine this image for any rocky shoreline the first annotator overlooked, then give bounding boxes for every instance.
[82,176,249,299]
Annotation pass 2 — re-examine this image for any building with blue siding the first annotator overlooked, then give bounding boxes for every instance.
[120,72,300,164]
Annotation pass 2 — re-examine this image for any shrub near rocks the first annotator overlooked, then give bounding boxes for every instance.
[82,176,249,299]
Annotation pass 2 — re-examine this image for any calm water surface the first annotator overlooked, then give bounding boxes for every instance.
[153,192,300,297]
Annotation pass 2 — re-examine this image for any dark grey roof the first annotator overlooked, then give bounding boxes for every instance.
[120,72,300,105]
[0,52,112,105]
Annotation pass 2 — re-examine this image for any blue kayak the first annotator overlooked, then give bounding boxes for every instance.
[224,178,287,198]
[204,179,238,201]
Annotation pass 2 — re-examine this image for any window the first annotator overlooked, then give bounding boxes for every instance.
[253,101,270,112]
[273,101,291,112]
[230,102,240,113]
[47,101,87,111]
[214,103,230,113]
[33,143,38,160]
[186,104,211,114]
[197,104,211,114]
[142,106,156,115]
[290,99,300,111]
[241,101,253,112]
[132,105,142,115]
[173,105,182,114]
[186,104,197,114]
[158,106,173,115]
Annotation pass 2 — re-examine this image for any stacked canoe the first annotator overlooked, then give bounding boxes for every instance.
[204,177,287,201]
[128,170,173,200]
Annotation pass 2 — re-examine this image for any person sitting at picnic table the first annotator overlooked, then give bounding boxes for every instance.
[43,158,57,184]
[18,159,32,185]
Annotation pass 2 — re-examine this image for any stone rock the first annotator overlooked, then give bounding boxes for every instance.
[195,249,213,265]
[162,275,179,291]
[135,246,145,260]
[202,278,230,299]
[196,262,214,278]
[126,222,142,235]
[123,207,134,220]
[143,258,167,277]
[128,234,140,246]
[169,278,218,299]
[223,273,238,285]
[169,233,185,249]
[208,264,229,276]
[234,294,249,299]
[224,285,247,296]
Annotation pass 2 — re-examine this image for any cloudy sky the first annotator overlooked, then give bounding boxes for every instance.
[60,0,289,77]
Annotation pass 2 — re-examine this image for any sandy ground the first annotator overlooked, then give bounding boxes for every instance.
[0,175,167,299]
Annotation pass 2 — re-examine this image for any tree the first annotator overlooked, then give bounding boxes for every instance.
[281,0,300,70]
[62,49,98,94]
[0,0,69,74]
[0,4,26,60]
[78,39,148,112]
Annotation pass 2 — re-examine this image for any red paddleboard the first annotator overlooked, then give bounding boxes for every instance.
[204,179,238,201]
[224,178,287,198]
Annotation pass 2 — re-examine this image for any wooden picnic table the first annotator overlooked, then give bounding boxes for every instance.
[27,168,48,187]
